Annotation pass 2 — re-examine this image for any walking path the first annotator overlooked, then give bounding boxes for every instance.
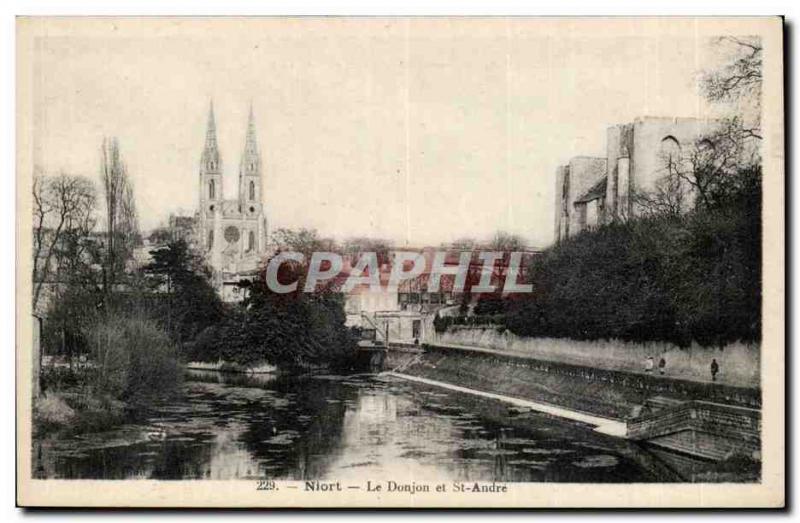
[383,371,628,438]
[423,340,754,389]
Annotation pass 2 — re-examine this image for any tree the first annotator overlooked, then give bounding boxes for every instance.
[100,138,139,294]
[488,231,526,252]
[190,227,360,368]
[343,236,392,266]
[701,36,762,140]
[637,35,763,218]
[268,228,346,295]
[142,239,223,350]
[32,172,97,310]
[271,227,329,257]
[447,237,477,251]
[643,121,757,214]
[632,149,690,218]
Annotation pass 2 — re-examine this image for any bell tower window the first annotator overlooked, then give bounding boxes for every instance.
[249,180,255,201]
[209,179,215,199]
[248,231,255,252]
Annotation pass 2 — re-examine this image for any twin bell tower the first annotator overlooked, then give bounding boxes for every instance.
[197,101,268,279]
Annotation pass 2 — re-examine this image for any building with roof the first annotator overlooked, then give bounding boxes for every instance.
[554,116,718,243]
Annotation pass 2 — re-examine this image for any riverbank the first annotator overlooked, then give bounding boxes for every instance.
[34,392,121,437]
[384,343,761,480]
[430,327,760,388]
[35,369,691,482]
[387,343,760,420]
[378,371,757,482]
[186,360,278,374]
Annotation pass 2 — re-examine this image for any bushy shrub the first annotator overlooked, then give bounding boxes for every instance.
[88,315,182,406]
[40,365,97,393]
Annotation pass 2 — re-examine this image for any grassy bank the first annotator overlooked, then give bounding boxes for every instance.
[34,315,182,438]
[34,391,127,438]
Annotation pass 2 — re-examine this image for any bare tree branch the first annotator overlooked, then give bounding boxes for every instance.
[701,35,763,139]
[32,173,97,309]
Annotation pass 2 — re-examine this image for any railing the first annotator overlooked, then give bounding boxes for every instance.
[627,400,761,443]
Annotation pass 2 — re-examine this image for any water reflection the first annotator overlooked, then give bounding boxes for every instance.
[34,370,671,482]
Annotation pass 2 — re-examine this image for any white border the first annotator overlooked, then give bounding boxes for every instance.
[3,1,796,521]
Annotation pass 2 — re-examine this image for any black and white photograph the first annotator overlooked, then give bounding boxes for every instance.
[14,16,784,508]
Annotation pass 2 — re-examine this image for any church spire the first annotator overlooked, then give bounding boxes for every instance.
[244,101,258,156]
[201,100,221,172]
[205,100,218,150]
[239,103,262,208]
[240,102,260,173]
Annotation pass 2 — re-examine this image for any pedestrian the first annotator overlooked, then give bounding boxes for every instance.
[658,356,666,376]
[644,356,654,374]
[710,358,719,382]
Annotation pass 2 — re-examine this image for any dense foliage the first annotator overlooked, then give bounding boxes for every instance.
[496,167,761,348]
[189,289,357,369]
[87,314,183,408]
[186,242,358,370]
[142,239,224,350]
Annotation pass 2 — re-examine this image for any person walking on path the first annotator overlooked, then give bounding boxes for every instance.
[710,358,719,382]
[644,356,654,374]
[658,356,666,376]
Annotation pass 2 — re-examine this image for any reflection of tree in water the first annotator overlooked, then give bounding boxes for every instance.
[34,372,352,480]
[35,371,709,482]
[235,375,352,480]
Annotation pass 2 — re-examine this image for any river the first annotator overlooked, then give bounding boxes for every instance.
[33,369,676,482]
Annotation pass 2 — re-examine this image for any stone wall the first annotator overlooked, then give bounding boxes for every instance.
[630,117,718,198]
[399,343,760,422]
[554,156,607,242]
[428,326,760,388]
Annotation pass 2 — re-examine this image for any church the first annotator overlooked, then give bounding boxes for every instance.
[196,102,269,299]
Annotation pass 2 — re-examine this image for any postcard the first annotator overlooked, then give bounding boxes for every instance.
[16,16,784,508]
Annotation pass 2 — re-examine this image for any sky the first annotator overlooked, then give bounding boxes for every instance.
[29,18,722,247]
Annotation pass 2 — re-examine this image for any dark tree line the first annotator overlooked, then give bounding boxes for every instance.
[501,175,760,347]
[184,229,359,370]
[470,35,763,349]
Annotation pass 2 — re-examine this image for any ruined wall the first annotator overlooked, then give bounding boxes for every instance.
[565,157,606,237]
[630,117,718,208]
[605,122,635,220]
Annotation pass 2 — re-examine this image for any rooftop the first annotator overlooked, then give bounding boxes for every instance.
[574,177,608,204]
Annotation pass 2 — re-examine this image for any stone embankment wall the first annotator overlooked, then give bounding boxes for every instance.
[428,326,759,388]
[394,344,759,421]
